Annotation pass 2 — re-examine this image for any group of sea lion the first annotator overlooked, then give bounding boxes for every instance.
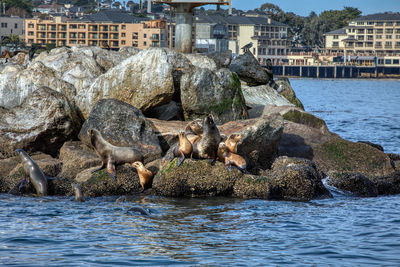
[171,114,247,172]
[10,114,247,205]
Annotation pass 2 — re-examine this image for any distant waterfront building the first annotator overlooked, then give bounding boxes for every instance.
[194,14,289,64]
[0,16,25,40]
[194,17,229,52]
[25,10,168,50]
[325,12,400,57]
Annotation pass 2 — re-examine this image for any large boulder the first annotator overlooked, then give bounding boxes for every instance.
[205,50,232,69]
[0,87,83,158]
[153,159,242,197]
[78,99,162,163]
[0,61,77,109]
[219,113,284,172]
[180,68,248,124]
[75,48,188,117]
[229,51,270,86]
[326,172,378,197]
[34,46,105,93]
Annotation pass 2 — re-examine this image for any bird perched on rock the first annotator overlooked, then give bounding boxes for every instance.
[241,42,253,52]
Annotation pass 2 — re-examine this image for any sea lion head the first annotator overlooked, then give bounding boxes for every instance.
[132,161,144,170]
[203,114,217,132]
[228,133,243,142]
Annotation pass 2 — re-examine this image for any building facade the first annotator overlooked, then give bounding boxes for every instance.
[195,14,289,64]
[25,10,168,50]
[0,16,25,39]
[195,19,229,52]
[325,13,400,56]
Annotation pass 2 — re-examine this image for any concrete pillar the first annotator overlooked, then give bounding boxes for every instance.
[283,65,286,76]
[300,66,302,77]
[174,4,193,53]
[317,66,319,78]
[334,65,337,78]
[147,0,151,13]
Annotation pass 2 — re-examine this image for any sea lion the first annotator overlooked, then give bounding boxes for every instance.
[127,206,151,216]
[87,128,143,181]
[184,119,203,144]
[131,161,154,192]
[15,149,48,196]
[172,131,193,166]
[225,133,243,154]
[71,183,84,202]
[217,143,247,172]
[192,114,221,160]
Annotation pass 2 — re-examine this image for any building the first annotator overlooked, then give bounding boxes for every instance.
[325,13,400,56]
[0,16,25,39]
[25,10,168,50]
[194,14,289,64]
[194,17,229,52]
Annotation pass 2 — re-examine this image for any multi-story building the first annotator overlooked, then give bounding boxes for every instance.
[194,16,229,52]
[325,13,400,56]
[194,14,289,64]
[0,16,25,39]
[25,10,168,50]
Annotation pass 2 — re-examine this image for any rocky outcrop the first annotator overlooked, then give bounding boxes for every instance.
[78,99,162,163]
[219,113,284,172]
[275,78,304,110]
[180,68,248,124]
[153,159,242,197]
[0,87,83,158]
[75,48,185,117]
[326,172,378,197]
[0,62,77,109]
[229,51,270,86]
[205,50,232,69]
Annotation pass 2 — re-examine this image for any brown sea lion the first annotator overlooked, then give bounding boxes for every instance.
[131,161,154,192]
[192,115,221,161]
[15,149,48,196]
[225,133,243,153]
[87,129,143,181]
[71,183,85,202]
[172,131,193,166]
[217,143,247,172]
[184,119,203,144]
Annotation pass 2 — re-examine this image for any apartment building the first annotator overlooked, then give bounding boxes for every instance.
[0,16,25,39]
[25,10,168,49]
[195,16,229,52]
[325,13,400,56]
[194,14,289,64]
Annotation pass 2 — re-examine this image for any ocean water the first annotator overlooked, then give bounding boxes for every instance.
[1,79,400,266]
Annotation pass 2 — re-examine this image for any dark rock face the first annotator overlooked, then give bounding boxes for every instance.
[229,51,270,86]
[0,86,83,158]
[205,50,232,69]
[233,175,274,199]
[326,172,378,197]
[153,159,242,197]
[219,113,284,172]
[144,101,184,121]
[369,171,400,195]
[78,99,162,163]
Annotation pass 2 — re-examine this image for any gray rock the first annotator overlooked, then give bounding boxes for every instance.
[229,51,270,86]
[78,99,162,163]
[0,86,82,158]
[242,83,293,111]
[180,67,248,124]
[205,50,232,69]
[144,101,184,121]
[327,172,378,197]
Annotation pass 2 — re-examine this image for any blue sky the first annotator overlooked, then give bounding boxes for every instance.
[222,0,400,16]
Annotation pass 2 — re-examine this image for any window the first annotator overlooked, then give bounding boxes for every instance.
[385,41,392,46]
[121,40,126,45]
[14,23,17,29]
[367,29,373,34]
[121,32,126,37]
[357,22,364,25]
[376,22,384,26]
[396,29,400,34]
[386,29,393,34]
[385,59,391,64]
[367,21,374,25]
[333,35,339,39]
[357,29,364,34]
[386,21,393,26]
[376,35,382,39]
[376,29,383,34]
[121,25,126,30]
[28,31,34,36]
[332,41,339,47]
[397,35,400,39]
[375,41,382,46]
[1,22,7,28]
[367,35,373,40]
[28,23,34,28]
[144,33,147,38]
[69,24,77,29]
[393,59,400,64]
[357,35,364,40]
[144,41,147,46]
[386,35,392,39]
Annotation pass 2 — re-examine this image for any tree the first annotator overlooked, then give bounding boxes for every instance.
[1,34,26,50]
[4,0,32,14]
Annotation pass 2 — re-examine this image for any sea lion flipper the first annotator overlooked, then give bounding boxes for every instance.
[106,161,116,181]
[177,152,185,167]
[92,162,105,173]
